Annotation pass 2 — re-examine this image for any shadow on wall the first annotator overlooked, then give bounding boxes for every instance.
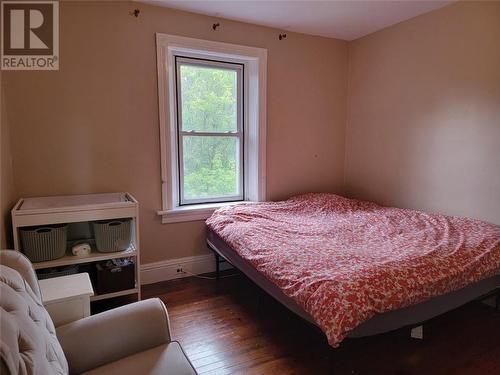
[347,92,500,225]
[345,0,500,225]
[1,76,17,249]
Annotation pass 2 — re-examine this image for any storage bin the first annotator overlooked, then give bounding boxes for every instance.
[20,224,68,262]
[36,265,79,280]
[95,259,135,294]
[92,218,132,253]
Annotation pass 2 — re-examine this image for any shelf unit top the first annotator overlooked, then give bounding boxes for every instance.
[14,192,137,215]
[12,192,139,227]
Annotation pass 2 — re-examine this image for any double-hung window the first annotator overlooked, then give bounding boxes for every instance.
[156,34,267,223]
[176,57,244,205]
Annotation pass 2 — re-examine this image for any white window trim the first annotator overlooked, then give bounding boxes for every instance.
[156,34,267,224]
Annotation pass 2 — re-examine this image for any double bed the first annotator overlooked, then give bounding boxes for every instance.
[206,193,500,347]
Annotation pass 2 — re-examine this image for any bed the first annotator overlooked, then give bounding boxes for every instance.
[206,193,500,347]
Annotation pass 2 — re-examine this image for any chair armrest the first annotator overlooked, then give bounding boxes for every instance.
[56,298,171,374]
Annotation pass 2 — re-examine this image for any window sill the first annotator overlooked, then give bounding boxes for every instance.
[157,201,247,224]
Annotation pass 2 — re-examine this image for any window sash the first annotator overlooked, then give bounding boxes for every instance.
[175,56,245,206]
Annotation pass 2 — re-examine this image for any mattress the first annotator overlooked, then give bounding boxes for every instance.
[207,229,499,339]
[206,193,500,347]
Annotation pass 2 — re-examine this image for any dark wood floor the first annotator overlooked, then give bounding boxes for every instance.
[142,272,500,375]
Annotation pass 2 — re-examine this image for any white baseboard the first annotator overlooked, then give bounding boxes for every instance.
[140,253,233,285]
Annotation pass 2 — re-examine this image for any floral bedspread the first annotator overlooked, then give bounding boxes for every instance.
[206,193,500,347]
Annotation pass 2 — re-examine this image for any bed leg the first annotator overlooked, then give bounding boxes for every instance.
[215,253,220,280]
[327,349,336,374]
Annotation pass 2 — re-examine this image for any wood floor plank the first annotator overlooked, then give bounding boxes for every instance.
[142,272,500,375]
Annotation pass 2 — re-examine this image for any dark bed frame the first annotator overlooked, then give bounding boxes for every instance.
[207,229,500,340]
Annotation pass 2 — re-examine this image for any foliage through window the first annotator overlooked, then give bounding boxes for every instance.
[175,57,244,205]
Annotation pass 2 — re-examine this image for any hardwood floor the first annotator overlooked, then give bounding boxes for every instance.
[142,272,500,375]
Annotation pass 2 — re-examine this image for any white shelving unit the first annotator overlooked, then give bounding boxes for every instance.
[12,192,141,303]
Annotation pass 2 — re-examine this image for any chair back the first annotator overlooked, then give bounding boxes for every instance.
[0,250,68,374]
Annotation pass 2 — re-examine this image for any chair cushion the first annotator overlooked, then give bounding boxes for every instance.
[0,251,69,375]
[82,342,197,375]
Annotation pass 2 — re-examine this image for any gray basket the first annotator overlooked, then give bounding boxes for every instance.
[92,218,132,253]
[20,224,68,262]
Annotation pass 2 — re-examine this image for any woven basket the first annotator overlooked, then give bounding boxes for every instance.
[92,219,132,253]
[20,224,68,262]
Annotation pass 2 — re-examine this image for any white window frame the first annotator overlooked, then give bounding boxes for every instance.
[156,34,267,224]
[176,57,244,205]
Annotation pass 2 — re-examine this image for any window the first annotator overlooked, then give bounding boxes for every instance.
[176,57,244,205]
[156,34,267,223]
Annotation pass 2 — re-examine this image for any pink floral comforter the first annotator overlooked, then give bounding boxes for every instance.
[206,193,500,347]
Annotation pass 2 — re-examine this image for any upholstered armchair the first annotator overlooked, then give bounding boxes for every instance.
[0,250,197,375]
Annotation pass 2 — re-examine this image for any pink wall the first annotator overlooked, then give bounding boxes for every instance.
[1,1,348,261]
[1,72,16,248]
[345,1,500,225]
[2,0,498,264]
